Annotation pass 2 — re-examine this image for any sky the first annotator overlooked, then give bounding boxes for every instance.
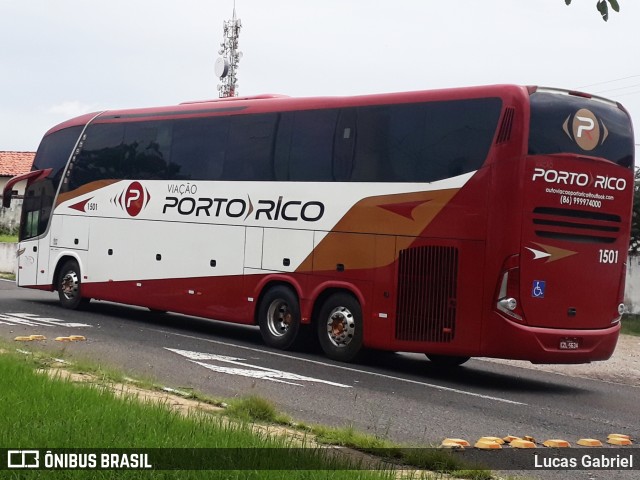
[1,0,639,157]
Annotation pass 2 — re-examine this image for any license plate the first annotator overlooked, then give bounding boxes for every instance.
[559,338,580,350]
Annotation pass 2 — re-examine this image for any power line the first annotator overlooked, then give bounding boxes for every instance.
[577,75,640,89]
[593,83,640,95]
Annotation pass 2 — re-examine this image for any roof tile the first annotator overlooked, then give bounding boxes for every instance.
[0,151,36,176]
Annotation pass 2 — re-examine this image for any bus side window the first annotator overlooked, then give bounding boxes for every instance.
[274,113,293,181]
[333,108,356,181]
[68,123,125,191]
[224,113,277,181]
[171,117,229,181]
[352,106,390,182]
[122,122,172,180]
[288,109,338,181]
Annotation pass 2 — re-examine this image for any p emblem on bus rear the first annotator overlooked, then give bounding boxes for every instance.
[115,181,151,217]
[562,108,608,151]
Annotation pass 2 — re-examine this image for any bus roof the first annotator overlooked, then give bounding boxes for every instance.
[43,84,537,137]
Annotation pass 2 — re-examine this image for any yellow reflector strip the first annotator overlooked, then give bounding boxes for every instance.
[55,337,72,342]
[29,335,46,341]
[577,439,602,447]
[441,438,470,447]
[69,335,86,341]
[511,439,537,449]
[503,435,521,443]
[608,434,631,440]
[14,336,33,341]
[478,436,505,445]
[475,439,502,449]
[608,437,632,446]
[543,439,570,448]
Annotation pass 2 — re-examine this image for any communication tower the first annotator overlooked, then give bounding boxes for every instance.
[215,2,242,98]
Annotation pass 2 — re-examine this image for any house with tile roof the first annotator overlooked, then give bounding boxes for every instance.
[1,151,35,233]
[0,151,35,197]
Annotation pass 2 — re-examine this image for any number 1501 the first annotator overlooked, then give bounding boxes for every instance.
[599,249,619,264]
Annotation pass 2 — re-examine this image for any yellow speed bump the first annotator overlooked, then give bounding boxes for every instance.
[608,434,631,441]
[56,336,86,342]
[503,435,521,444]
[511,439,537,449]
[14,336,33,342]
[29,335,46,341]
[607,436,632,446]
[523,435,536,443]
[474,439,502,450]
[441,438,470,448]
[577,438,603,447]
[543,439,571,448]
[478,436,505,445]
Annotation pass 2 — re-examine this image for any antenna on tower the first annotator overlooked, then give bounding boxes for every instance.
[215,1,242,98]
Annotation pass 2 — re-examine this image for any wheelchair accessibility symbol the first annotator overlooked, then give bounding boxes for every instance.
[532,281,546,298]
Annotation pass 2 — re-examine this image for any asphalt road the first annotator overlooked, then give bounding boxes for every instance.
[1,279,638,478]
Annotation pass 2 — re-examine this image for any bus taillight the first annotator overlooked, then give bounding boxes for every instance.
[496,255,524,322]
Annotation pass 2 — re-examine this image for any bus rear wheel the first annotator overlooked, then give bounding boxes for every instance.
[258,286,301,350]
[426,354,470,367]
[57,259,89,310]
[317,293,363,362]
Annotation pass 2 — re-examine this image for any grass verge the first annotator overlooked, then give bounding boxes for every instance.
[621,313,640,336]
[1,346,492,479]
[0,271,15,281]
[0,350,399,479]
[0,234,18,243]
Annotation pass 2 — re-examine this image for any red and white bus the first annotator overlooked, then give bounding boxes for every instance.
[3,85,635,365]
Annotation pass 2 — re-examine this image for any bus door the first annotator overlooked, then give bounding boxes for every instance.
[13,171,55,287]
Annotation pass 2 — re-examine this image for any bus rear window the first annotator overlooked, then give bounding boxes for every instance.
[528,91,634,169]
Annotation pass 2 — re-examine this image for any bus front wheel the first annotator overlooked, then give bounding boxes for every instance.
[258,286,301,350]
[57,259,89,310]
[317,293,363,362]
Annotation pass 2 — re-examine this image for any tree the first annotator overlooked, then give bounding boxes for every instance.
[565,0,620,21]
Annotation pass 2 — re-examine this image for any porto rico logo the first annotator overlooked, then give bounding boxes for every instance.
[112,181,151,217]
[562,108,608,152]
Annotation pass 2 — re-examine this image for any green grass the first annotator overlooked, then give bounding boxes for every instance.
[0,271,15,281]
[0,233,17,243]
[0,345,493,479]
[621,313,640,336]
[0,351,398,479]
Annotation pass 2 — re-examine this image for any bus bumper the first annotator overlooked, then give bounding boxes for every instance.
[482,316,621,364]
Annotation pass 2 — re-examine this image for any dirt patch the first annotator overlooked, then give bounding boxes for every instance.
[482,334,640,387]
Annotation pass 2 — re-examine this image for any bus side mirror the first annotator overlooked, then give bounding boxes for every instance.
[1,168,53,209]
[2,189,13,208]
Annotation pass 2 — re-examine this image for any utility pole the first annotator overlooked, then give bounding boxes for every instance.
[215,2,242,98]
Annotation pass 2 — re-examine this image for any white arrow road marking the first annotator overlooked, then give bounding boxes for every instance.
[0,313,91,328]
[161,333,526,405]
[525,247,552,261]
[166,348,351,388]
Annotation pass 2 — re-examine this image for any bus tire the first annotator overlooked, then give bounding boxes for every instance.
[57,259,89,310]
[258,286,302,350]
[426,354,470,367]
[317,293,363,362]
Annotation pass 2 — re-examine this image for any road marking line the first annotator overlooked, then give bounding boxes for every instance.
[158,331,527,405]
[166,347,351,388]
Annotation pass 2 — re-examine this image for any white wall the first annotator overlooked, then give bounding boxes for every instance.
[625,255,640,314]
[0,242,16,274]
